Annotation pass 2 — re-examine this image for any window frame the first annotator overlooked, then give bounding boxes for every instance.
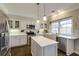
[51,21,59,34]
[51,17,73,36]
[59,18,73,35]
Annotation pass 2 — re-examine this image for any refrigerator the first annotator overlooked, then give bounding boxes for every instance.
[0,16,9,56]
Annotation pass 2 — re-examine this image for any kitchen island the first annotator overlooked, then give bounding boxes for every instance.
[31,36,58,56]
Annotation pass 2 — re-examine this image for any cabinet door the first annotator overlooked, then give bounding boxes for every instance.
[9,36,20,47]
[35,42,43,56]
[31,39,37,56]
[66,39,74,55]
[58,37,67,52]
[9,35,27,47]
[15,21,19,28]
[19,35,27,45]
[9,36,13,47]
[8,20,13,28]
[14,36,20,46]
[31,39,42,56]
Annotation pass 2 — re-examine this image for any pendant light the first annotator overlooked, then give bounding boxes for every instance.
[36,3,40,23]
[43,3,47,21]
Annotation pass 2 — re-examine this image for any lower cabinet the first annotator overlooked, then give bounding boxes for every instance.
[9,35,27,48]
[58,37,74,55]
[31,39,58,56]
[31,39,42,56]
[58,37,66,52]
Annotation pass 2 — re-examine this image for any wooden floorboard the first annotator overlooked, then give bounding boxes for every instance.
[58,49,66,56]
[10,45,79,56]
[11,45,32,56]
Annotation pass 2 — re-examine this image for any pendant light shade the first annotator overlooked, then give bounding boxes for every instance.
[36,3,40,23]
[37,20,40,23]
[43,3,47,21]
[43,15,47,21]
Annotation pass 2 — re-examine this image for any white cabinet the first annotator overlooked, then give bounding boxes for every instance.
[9,35,27,48]
[58,36,75,55]
[40,23,48,29]
[19,35,27,45]
[31,39,43,56]
[66,39,74,55]
[8,20,13,28]
[8,20,19,29]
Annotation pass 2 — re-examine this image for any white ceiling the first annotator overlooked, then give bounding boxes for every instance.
[3,3,79,20]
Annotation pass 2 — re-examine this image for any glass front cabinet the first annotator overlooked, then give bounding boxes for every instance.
[8,20,19,29]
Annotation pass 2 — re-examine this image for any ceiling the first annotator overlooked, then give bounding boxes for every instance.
[2,3,79,20]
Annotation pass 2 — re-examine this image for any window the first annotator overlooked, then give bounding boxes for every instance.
[60,19,72,35]
[51,22,59,34]
[51,17,72,35]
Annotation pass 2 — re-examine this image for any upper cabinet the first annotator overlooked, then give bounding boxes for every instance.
[15,21,19,28]
[8,20,13,28]
[8,20,19,29]
[40,23,48,29]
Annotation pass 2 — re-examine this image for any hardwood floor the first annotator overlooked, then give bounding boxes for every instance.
[58,49,66,56]
[10,45,79,56]
[11,45,32,56]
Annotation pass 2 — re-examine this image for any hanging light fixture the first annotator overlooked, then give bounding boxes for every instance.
[37,20,40,23]
[36,3,40,23]
[43,3,47,21]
